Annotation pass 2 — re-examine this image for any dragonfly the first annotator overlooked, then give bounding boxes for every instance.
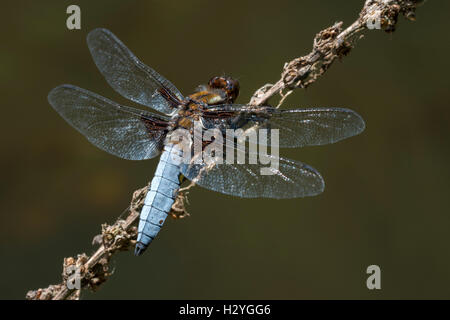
[48,28,365,256]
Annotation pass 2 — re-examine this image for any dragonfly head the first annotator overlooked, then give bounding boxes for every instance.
[208,76,240,103]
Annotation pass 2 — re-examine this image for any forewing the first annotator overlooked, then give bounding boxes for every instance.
[48,84,169,160]
[202,105,365,148]
[180,104,364,198]
[87,28,184,115]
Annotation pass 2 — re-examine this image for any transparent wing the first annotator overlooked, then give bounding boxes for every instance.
[179,129,324,198]
[180,154,324,199]
[87,28,184,115]
[179,104,364,198]
[48,84,170,160]
[201,105,365,148]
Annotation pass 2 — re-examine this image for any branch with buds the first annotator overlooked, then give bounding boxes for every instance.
[250,0,423,107]
[26,0,424,300]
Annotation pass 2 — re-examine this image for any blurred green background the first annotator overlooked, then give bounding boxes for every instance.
[1,0,449,299]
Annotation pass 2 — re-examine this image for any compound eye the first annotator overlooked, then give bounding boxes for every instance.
[207,76,240,102]
[208,76,222,88]
[226,79,240,100]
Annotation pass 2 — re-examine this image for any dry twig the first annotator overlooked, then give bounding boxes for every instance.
[250,0,423,106]
[26,0,424,300]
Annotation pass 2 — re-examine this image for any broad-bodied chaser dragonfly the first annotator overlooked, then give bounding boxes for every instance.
[48,28,365,256]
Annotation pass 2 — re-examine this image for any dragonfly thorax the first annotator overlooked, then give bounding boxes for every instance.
[170,76,240,131]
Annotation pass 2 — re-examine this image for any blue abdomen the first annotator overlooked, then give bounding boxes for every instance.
[135,143,183,256]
